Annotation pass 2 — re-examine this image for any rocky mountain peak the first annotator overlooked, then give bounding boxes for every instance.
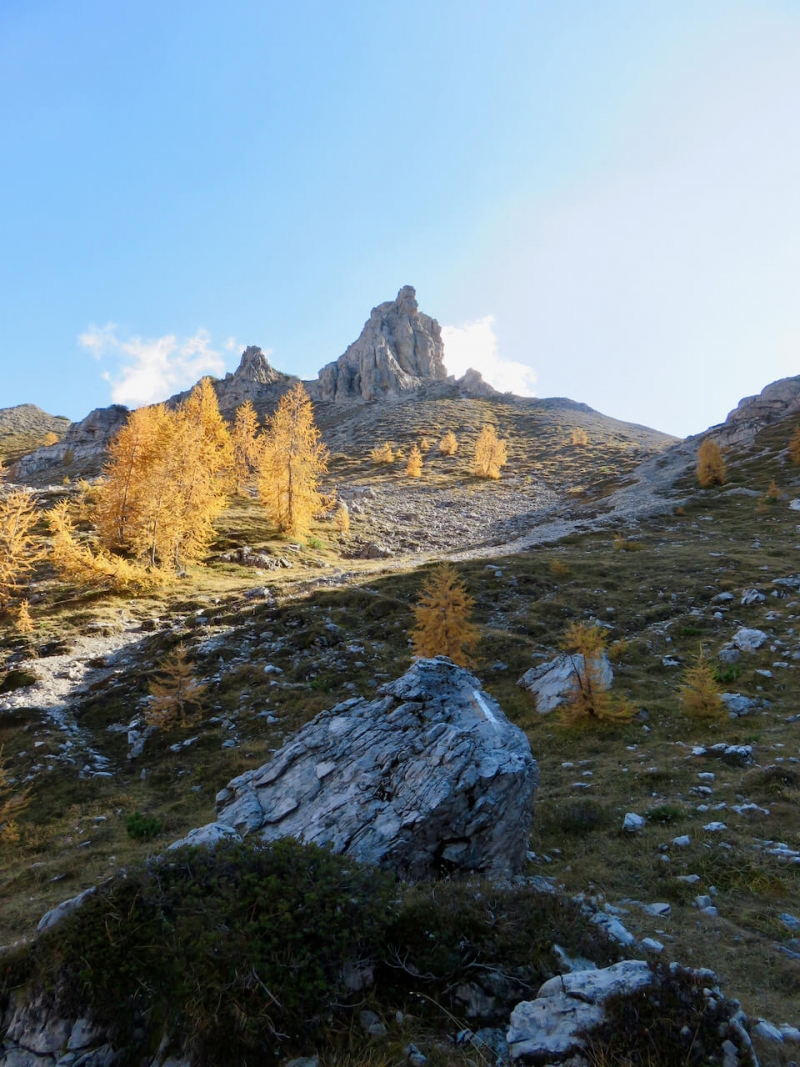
[315,285,447,402]
[228,345,281,386]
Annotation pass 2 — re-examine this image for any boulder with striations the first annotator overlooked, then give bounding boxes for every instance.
[214,657,538,880]
[314,286,447,402]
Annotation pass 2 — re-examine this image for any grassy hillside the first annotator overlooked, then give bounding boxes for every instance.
[1,401,798,1064]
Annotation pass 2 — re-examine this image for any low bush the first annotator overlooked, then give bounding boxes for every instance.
[125,811,162,839]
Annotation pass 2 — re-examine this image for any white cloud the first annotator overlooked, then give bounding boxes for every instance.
[80,325,228,408]
[442,315,537,396]
[224,336,239,352]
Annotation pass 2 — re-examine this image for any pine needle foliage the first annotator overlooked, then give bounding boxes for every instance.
[405,444,423,477]
[474,424,508,479]
[680,648,724,719]
[334,502,350,534]
[696,439,726,487]
[15,600,34,636]
[439,431,458,455]
[48,502,158,593]
[0,489,45,608]
[559,622,631,726]
[0,744,29,844]
[790,425,800,466]
[370,442,395,464]
[93,382,232,571]
[257,383,329,537]
[146,645,206,730]
[411,563,479,667]
[232,400,262,494]
[418,437,432,453]
[571,427,589,446]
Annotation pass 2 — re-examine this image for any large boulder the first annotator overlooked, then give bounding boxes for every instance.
[517,653,613,714]
[214,657,538,879]
[314,286,447,402]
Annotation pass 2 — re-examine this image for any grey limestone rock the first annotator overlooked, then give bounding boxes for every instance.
[731,628,769,652]
[315,286,446,402]
[517,653,613,714]
[215,657,538,879]
[13,406,129,481]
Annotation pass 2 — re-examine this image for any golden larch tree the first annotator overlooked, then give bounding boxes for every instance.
[15,600,34,636]
[571,427,589,446]
[406,444,423,477]
[48,501,156,592]
[559,622,631,726]
[94,405,161,551]
[146,646,206,729]
[439,431,458,456]
[411,563,479,667]
[258,383,329,537]
[474,425,508,479]
[680,648,724,719]
[232,400,262,494]
[0,489,45,608]
[370,442,395,464]
[697,439,726,487]
[0,745,29,844]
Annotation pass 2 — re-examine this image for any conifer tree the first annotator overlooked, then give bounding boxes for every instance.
[0,745,29,843]
[370,442,395,464]
[680,648,723,719]
[474,425,508,479]
[559,622,631,726]
[257,383,329,536]
[94,405,161,551]
[439,431,458,456]
[411,563,479,666]
[696,439,726,487]
[406,444,423,477]
[0,489,45,608]
[571,428,589,446]
[146,646,206,729]
[334,502,350,534]
[232,400,262,494]
[15,600,34,636]
[790,425,800,466]
[48,501,156,592]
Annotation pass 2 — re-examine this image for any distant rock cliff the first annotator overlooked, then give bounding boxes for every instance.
[172,346,294,420]
[715,374,800,446]
[314,285,447,402]
[11,405,129,482]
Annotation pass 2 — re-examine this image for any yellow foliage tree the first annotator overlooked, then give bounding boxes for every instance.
[232,400,262,494]
[571,427,589,446]
[0,489,45,609]
[789,426,800,466]
[411,563,479,667]
[559,622,632,726]
[679,648,723,719]
[697,439,726,487]
[370,442,395,464]
[406,444,423,477]
[15,600,34,636]
[146,646,206,729]
[439,431,458,456]
[334,502,350,534]
[419,437,432,453]
[93,381,232,571]
[48,502,158,593]
[0,745,29,844]
[258,383,329,537]
[474,425,508,479]
[42,431,59,447]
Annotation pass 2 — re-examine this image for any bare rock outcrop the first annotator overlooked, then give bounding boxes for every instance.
[171,345,294,420]
[715,374,800,447]
[214,657,538,879]
[314,286,447,402]
[12,405,129,482]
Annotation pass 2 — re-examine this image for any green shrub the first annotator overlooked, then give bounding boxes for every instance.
[5,840,396,1066]
[307,535,324,550]
[125,811,162,839]
[645,804,684,825]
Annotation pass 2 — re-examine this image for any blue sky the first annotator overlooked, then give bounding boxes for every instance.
[1,1,798,437]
